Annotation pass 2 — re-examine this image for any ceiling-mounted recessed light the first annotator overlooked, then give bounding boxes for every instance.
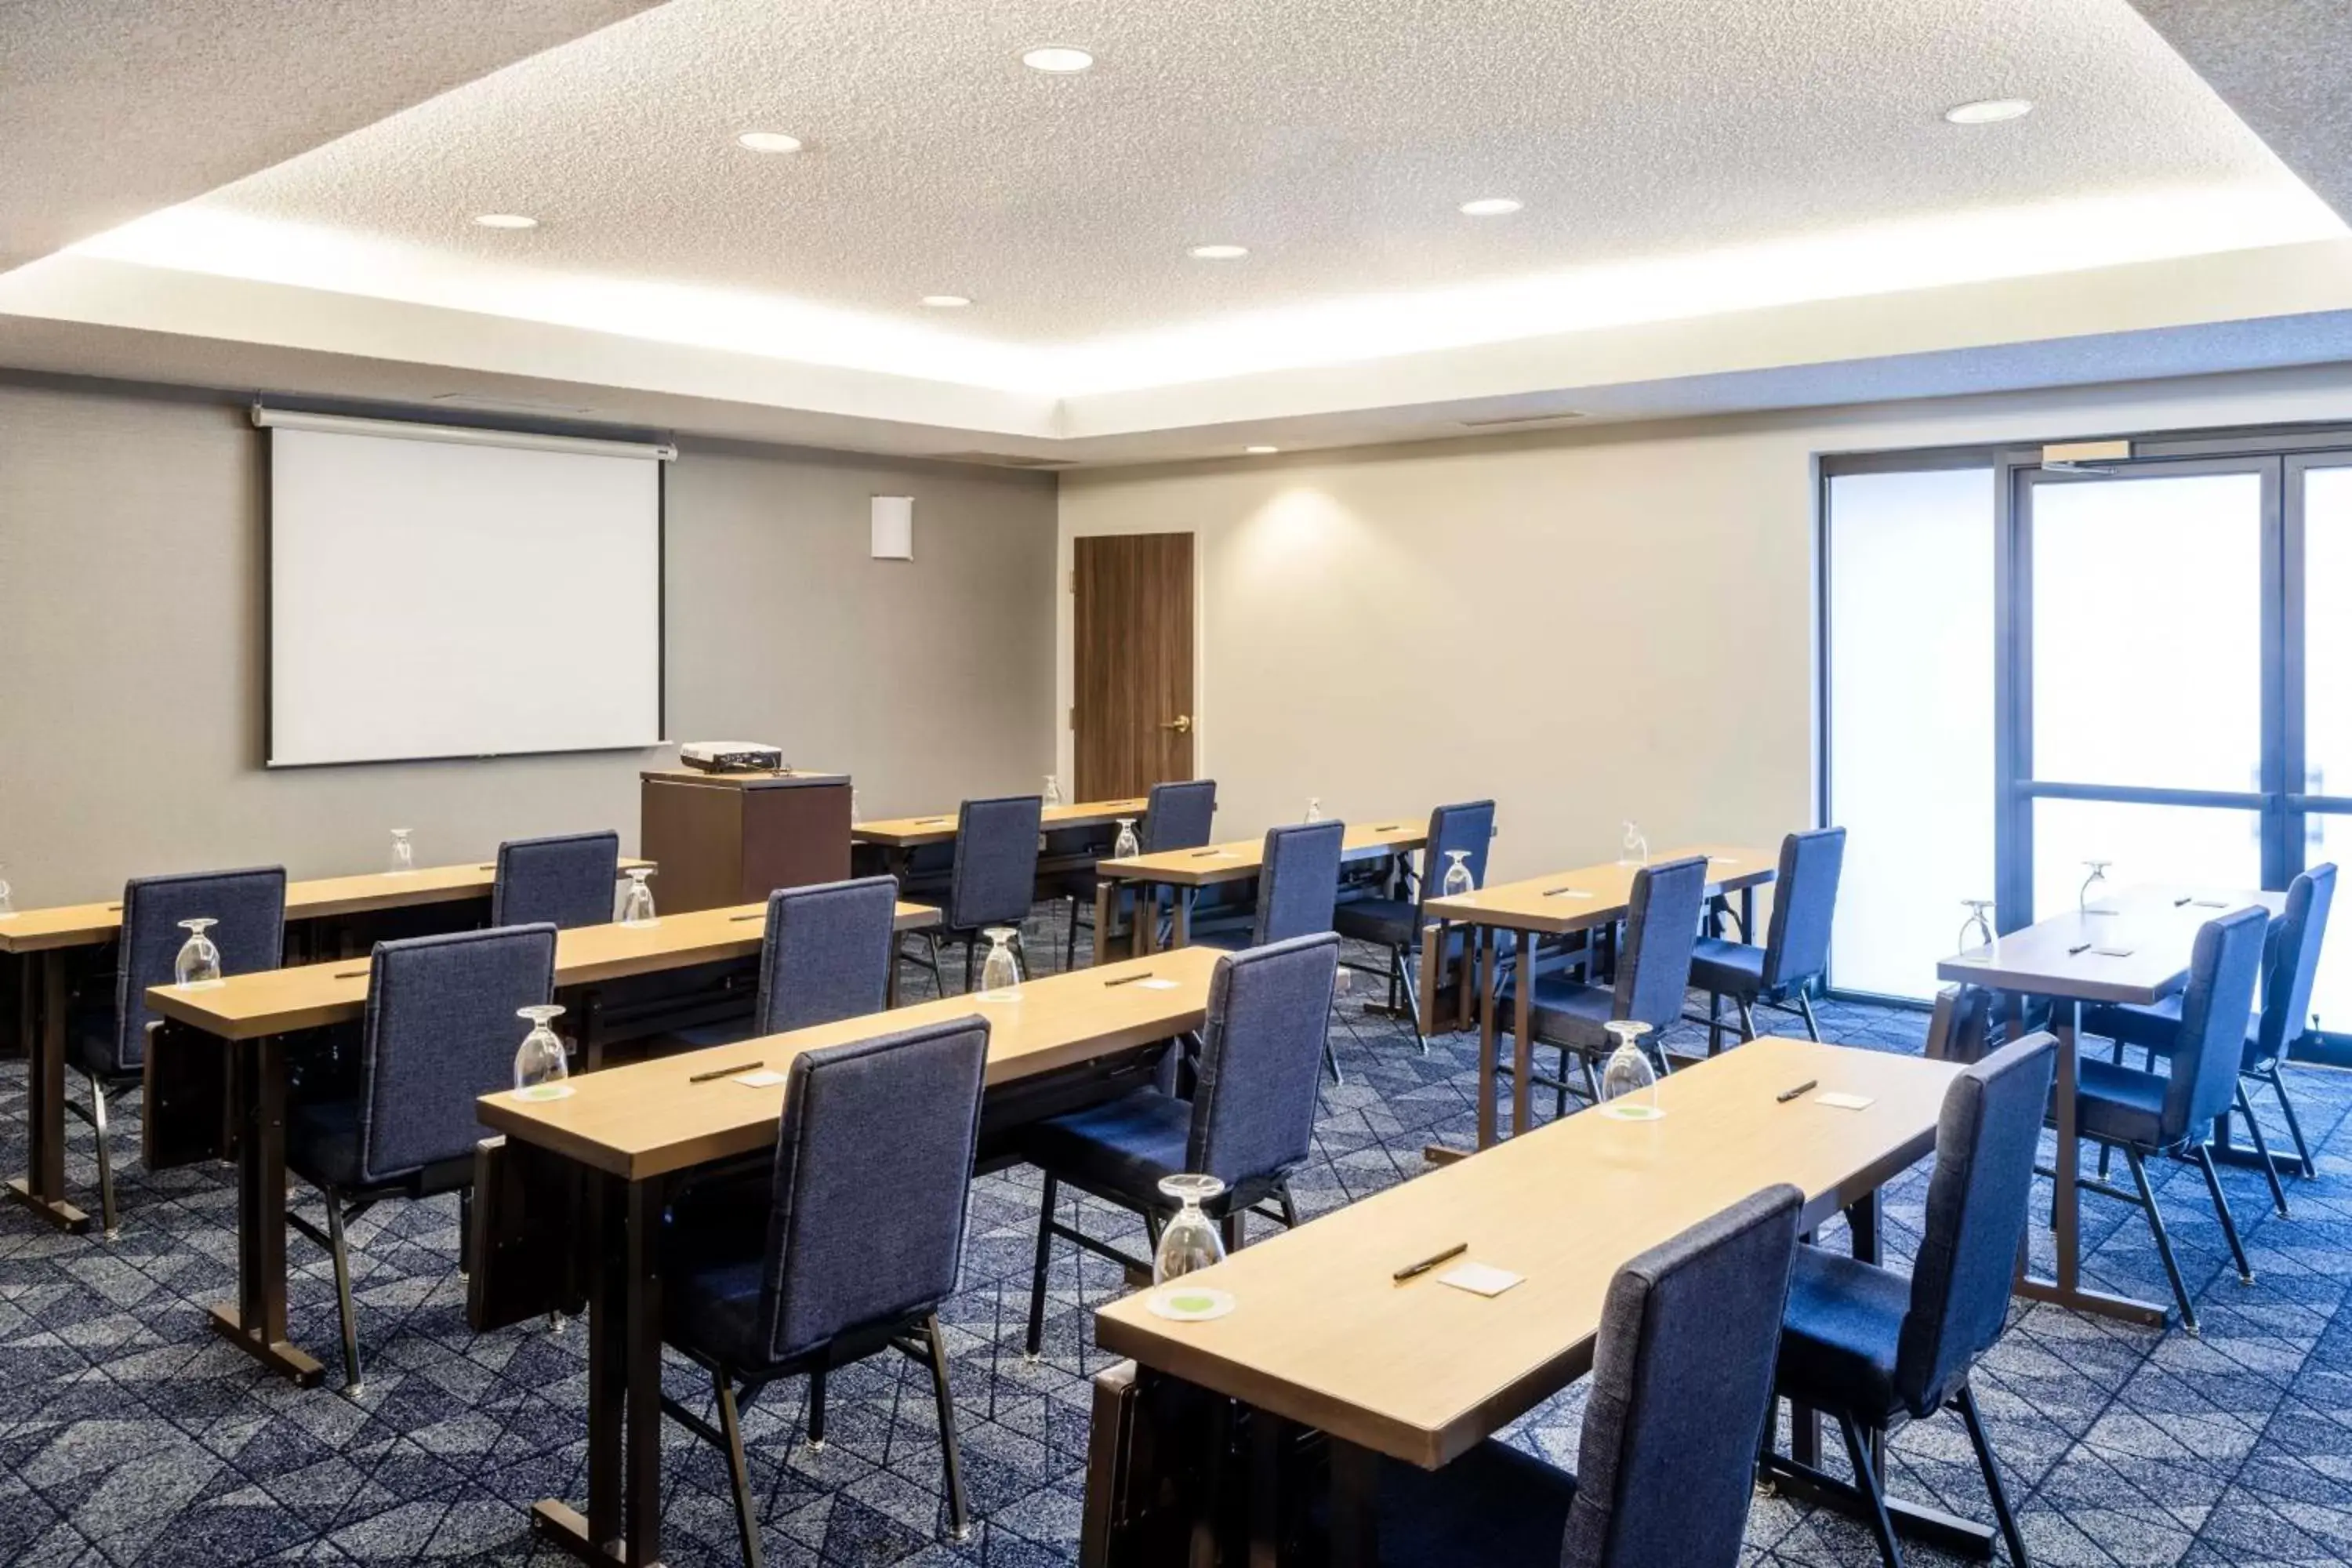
[473,212,538,230]
[1460,198,1523,216]
[1189,244,1248,260]
[737,131,804,154]
[1244,445,1279,455]
[1022,45,1094,73]
[920,295,971,308]
[1944,97,2033,125]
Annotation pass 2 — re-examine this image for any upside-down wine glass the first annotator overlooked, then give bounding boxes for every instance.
[1152,1174,1229,1283]
[174,918,223,987]
[513,1005,570,1098]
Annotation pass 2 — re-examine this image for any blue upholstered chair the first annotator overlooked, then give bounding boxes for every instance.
[285,924,557,1390]
[1500,855,1708,1116]
[1019,933,1338,1357]
[902,795,1044,994]
[1376,1185,1803,1568]
[1331,800,1496,1052]
[1687,828,1846,1051]
[1196,820,1348,1080]
[674,877,900,1049]
[1922,982,1995,1065]
[659,1016,991,1561]
[67,866,287,1236]
[1061,779,1219,967]
[2053,905,2269,1332]
[2083,863,2334,1218]
[491,830,620,929]
[1766,1033,2056,1568]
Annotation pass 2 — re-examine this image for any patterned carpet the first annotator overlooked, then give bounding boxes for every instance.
[2,908,2351,1568]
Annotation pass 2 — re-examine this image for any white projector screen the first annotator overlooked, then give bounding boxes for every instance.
[267,423,664,766]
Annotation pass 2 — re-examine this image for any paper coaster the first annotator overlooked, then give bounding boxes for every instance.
[1146,1286,1236,1322]
[1437,1261,1523,1298]
[1600,1102,1665,1122]
[1817,1091,1875,1111]
[513,1083,575,1102]
[734,1069,787,1087]
[1136,978,1181,990]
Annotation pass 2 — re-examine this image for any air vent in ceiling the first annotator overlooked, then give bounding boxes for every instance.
[934,451,1076,469]
[1457,409,1588,430]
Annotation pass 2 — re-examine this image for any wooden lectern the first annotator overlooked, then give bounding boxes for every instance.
[638,768,853,914]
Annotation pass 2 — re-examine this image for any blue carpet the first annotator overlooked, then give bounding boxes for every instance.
[2,906,2349,1566]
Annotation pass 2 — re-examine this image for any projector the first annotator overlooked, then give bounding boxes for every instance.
[679,741,786,774]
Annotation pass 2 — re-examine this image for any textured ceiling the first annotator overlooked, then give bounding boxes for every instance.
[2125,0,2352,223]
[134,0,2328,354]
[0,0,662,274]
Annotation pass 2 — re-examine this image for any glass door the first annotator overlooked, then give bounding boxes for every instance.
[2288,459,2352,1044]
[2003,458,2282,927]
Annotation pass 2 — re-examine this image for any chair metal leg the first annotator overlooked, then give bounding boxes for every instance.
[324,1192,364,1393]
[1025,1174,1058,1359]
[1795,991,1821,1043]
[2192,1143,2254,1284]
[1953,1382,2031,1568]
[87,1074,120,1240]
[2235,1081,2290,1218]
[2264,1064,2316,1178]
[1397,948,1428,1054]
[1065,895,1082,971]
[1554,1047,1570,1121]
[1275,1181,1299,1230]
[713,1371,763,1568]
[961,940,975,993]
[2122,1146,2196,1334]
[922,1314,973,1541]
[805,1367,828,1452]
[1836,1411,1906,1568]
[1708,992,1722,1056]
[1736,999,1758,1043]
[1322,1033,1343,1086]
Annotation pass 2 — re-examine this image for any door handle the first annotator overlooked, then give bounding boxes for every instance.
[1159,714,1192,734]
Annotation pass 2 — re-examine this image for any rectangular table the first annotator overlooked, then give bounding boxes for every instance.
[140,898,938,1388]
[1937,883,2283,1329]
[479,943,1225,1568]
[1090,820,1428,964]
[1422,846,1777,1149]
[0,855,643,1235]
[1085,1039,1962,1566]
[854,796,1152,898]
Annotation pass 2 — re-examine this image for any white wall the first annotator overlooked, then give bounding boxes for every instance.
[1057,361,2352,880]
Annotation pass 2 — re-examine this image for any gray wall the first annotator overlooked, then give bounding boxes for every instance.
[0,376,1057,906]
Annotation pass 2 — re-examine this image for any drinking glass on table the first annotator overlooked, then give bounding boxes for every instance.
[1305,797,1324,823]
[0,865,13,916]
[1618,820,1649,866]
[387,829,415,875]
[978,927,1022,999]
[173,918,223,987]
[1112,817,1141,859]
[2078,859,2112,915]
[1440,849,1475,899]
[512,1005,570,1099]
[1597,1019,1661,1120]
[1043,774,1064,809]
[1152,1174,1229,1283]
[618,867,658,927]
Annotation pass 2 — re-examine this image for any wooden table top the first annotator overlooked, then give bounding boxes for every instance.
[1423,845,1777,936]
[852,798,1152,848]
[640,768,848,789]
[143,898,939,1040]
[1094,1038,1959,1470]
[480,944,1224,1181]
[1937,884,2286,1006]
[1097,821,1426,889]
[0,858,655,956]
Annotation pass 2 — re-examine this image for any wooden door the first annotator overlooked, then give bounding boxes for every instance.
[1073,533,1194,800]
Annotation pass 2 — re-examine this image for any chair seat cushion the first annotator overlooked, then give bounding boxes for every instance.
[287,1096,366,1189]
[666,1019,755,1052]
[1497,973,1617,1054]
[1332,896,1417,950]
[2073,1058,2169,1148]
[1775,1246,1909,1424]
[1020,1088,1192,1209]
[1687,937,1766,999]
[1375,1438,1577,1567]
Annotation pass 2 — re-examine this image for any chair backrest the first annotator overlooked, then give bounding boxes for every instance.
[2162,905,2272,1141]
[359,925,556,1185]
[1141,779,1218,853]
[1559,1185,1802,1568]
[1893,1033,2057,1414]
[947,795,1044,930]
[753,877,899,1035]
[114,867,288,1073]
[1611,855,1709,1033]
[492,831,621,930]
[1761,827,1846,991]
[760,1016,989,1363]
[1186,935,1340,1192]
[1922,983,1994,1065]
[1415,800,1497,915]
[2253,863,2336,1065]
[1251,821,1346,946]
